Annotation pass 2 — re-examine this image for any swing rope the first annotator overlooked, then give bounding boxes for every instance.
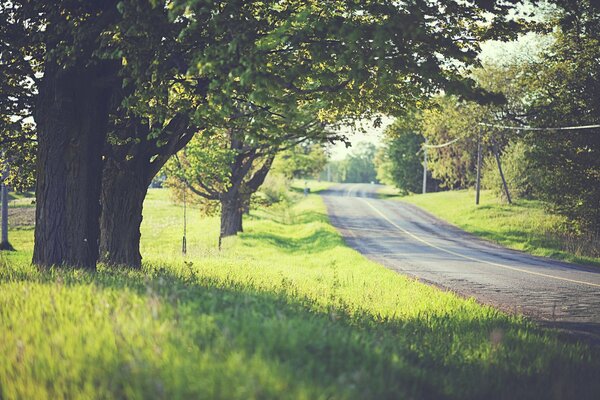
[182,189,187,255]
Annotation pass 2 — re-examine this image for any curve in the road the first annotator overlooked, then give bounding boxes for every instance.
[321,183,600,342]
[360,198,600,289]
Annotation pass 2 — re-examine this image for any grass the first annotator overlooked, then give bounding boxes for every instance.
[290,179,334,194]
[1,189,599,399]
[388,188,600,267]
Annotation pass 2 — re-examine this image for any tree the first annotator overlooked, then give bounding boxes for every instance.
[521,1,600,232]
[166,110,338,241]
[102,0,521,266]
[28,2,123,269]
[0,162,13,251]
[376,112,441,194]
[2,0,200,268]
[272,143,328,180]
[420,97,481,189]
[0,1,38,191]
[482,140,533,200]
[2,0,527,268]
[340,142,378,183]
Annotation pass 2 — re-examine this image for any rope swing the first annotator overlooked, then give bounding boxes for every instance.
[182,188,187,255]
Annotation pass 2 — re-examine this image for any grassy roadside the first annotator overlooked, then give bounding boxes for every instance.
[290,179,334,194]
[1,189,599,399]
[386,188,600,267]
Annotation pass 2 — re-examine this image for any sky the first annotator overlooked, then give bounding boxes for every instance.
[327,116,394,161]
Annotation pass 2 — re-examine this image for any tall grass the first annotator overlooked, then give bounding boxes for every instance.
[0,189,598,399]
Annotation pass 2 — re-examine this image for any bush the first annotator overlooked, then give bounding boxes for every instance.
[482,141,533,201]
[257,173,290,205]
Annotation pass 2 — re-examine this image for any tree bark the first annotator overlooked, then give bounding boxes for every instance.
[99,157,148,268]
[220,194,244,239]
[98,116,193,268]
[32,64,115,269]
[219,154,275,242]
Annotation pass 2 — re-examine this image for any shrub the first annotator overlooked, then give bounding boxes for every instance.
[258,173,290,205]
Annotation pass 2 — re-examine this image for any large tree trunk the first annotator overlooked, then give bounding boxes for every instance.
[220,194,244,239]
[98,115,193,268]
[99,158,148,268]
[32,65,114,269]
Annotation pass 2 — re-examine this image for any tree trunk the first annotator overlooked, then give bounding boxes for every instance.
[220,194,244,239]
[99,157,148,268]
[98,115,194,268]
[32,65,114,269]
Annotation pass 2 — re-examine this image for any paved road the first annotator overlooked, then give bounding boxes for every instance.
[321,183,600,342]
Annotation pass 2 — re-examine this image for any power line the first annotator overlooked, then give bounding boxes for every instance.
[423,137,462,148]
[477,122,600,131]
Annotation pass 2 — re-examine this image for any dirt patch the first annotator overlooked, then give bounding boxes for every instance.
[8,207,35,227]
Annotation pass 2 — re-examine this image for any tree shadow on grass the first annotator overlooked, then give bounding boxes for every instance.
[3,263,600,399]
[240,228,341,254]
[248,209,330,226]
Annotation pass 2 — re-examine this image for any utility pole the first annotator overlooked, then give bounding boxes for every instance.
[422,139,427,194]
[0,161,14,251]
[475,130,482,205]
[492,136,512,204]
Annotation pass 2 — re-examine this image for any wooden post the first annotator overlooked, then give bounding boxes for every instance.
[492,137,512,204]
[475,130,482,205]
[0,159,14,251]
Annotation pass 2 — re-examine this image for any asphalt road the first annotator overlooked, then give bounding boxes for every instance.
[321,183,600,342]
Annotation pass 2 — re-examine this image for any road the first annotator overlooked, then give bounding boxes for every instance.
[321,183,600,342]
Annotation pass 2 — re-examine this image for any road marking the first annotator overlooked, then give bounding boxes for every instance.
[358,198,600,289]
[345,184,362,197]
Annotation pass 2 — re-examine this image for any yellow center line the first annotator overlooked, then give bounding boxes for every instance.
[359,198,600,289]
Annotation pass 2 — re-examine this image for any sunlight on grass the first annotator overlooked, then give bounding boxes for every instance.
[393,188,600,267]
[0,189,599,399]
[290,179,335,194]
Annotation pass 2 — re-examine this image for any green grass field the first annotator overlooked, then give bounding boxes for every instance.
[1,189,599,399]
[388,188,600,267]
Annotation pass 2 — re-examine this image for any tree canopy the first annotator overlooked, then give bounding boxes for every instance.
[1,0,531,268]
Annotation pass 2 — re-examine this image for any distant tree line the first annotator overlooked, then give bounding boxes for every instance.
[324,142,378,184]
[376,0,600,233]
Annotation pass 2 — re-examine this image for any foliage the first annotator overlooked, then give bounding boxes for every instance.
[271,144,328,180]
[482,141,534,201]
[165,131,235,203]
[321,160,344,183]
[374,146,394,186]
[376,116,434,194]
[519,6,600,233]
[339,142,378,183]
[257,173,291,205]
[1,0,533,266]
[165,181,221,217]
[0,1,40,189]
[420,97,481,189]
